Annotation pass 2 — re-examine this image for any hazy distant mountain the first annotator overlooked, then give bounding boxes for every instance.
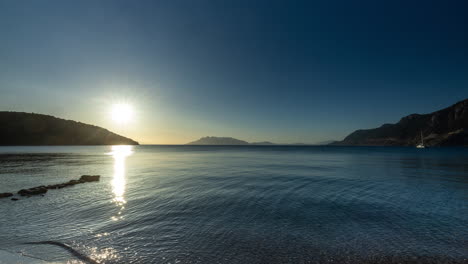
[187,137,327,146]
[313,140,337,145]
[332,99,468,146]
[188,136,249,145]
[0,112,139,145]
[250,141,275,145]
[188,137,276,145]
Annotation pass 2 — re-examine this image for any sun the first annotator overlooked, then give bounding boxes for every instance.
[111,103,133,124]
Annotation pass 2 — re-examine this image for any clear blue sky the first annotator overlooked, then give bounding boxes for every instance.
[0,0,467,144]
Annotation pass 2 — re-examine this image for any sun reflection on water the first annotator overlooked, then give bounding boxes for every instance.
[109,145,133,220]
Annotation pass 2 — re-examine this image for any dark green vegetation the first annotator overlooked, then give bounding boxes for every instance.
[0,112,138,145]
[334,99,468,146]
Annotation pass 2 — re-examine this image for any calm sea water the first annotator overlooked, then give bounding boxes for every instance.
[0,146,467,263]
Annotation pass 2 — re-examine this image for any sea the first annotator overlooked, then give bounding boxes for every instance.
[0,145,467,263]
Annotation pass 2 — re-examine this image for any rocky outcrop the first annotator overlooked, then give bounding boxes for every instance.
[0,112,138,145]
[44,175,99,189]
[0,193,13,198]
[18,187,47,196]
[79,175,100,182]
[3,175,100,200]
[333,99,468,146]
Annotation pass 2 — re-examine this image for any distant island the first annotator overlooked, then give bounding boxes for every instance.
[187,136,275,145]
[314,140,337,145]
[186,137,330,145]
[0,112,139,145]
[250,141,276,145]
[332,98,468,146]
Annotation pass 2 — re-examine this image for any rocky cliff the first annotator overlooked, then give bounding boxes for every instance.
[333,99,468,146]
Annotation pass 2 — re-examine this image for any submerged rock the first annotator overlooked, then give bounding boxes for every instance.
[11,198,18,201]
[66,180,82,186]
[0,193,13,198]
[8,174,101,200]
[18,187,48,196]
[79,175,100,182]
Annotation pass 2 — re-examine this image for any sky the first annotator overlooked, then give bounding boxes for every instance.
[0,0,467,144]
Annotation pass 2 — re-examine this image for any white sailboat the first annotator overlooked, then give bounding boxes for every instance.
[416,131,425,148]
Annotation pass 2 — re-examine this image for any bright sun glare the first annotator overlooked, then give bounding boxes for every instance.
[111,103,133,124]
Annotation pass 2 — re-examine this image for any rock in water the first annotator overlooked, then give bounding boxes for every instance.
[79,175,100,182]
[18,187,48,196]
[8,175,101,201]
[0,193,13,198]
[66,180,82,186]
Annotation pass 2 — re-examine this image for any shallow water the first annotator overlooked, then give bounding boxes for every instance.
[0,146,467,263]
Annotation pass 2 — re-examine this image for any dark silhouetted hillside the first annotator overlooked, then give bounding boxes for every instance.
[333,99,468,146]
[0,112,139,145]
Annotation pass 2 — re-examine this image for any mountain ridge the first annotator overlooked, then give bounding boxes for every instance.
[187,137,276,145]
[187,136,249,145]
[332,99,468,146]
[187,137,339,146]
[0,111,138,145]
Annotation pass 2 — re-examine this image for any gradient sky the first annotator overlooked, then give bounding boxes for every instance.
[0,0,467,144]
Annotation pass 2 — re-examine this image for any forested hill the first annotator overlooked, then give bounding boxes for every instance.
[0,112,138,145]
